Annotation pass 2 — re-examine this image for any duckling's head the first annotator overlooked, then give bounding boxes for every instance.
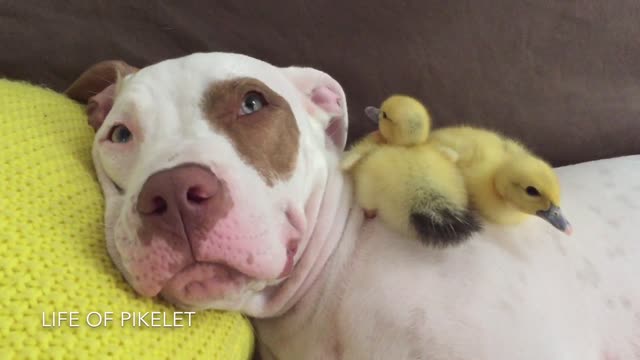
[364,95,431,146]
[495,155,572,235]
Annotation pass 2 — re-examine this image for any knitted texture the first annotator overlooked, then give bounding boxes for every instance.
[0,80,254,359]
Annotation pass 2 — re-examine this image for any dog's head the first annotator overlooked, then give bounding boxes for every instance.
[66,53,348,315]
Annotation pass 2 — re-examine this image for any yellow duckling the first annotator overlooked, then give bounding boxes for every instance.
[428,126,572,235]
[341,95,481,246]
[366,94,431,145]
[340,95,434,171]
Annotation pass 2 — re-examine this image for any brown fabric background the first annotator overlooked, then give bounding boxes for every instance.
[1,1,639,166]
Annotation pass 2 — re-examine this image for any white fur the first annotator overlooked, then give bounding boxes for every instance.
[255,155,640,360]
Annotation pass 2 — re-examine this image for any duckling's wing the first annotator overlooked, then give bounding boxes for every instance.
[341,149,369,170]
[437,146,460,163]
[429,130,477,164]
[340,133,382,171]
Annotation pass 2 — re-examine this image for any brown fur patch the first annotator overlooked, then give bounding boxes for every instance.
[65,60,139,103]
[201,77,300,186]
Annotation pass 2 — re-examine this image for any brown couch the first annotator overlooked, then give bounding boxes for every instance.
[2,1,638,166]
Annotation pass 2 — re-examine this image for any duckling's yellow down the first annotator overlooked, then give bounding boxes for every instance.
[370,95,431,146]
[342,95,480,246]
[349,144,478,245]
[341,95,432,171]
[429,126,571,234]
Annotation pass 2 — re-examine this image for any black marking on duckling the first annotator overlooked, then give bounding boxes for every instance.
[410,194,482,247]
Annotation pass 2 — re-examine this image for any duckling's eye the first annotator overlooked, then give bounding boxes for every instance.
[108,124,132,144]
[525,186,541,197]
[382,111,388,119]
[240,91,267,115]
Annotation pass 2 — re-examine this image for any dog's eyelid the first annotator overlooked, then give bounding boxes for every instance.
[113,181,125,194]
[233,79,273,98]
[106,174,125,194]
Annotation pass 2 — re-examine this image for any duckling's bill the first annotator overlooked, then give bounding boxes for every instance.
[365,106,381,123]
[536,205,573,235]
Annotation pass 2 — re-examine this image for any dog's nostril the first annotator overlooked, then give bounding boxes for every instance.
[186,186,212,204]
[138,195,168,215]
[150,196,168,215]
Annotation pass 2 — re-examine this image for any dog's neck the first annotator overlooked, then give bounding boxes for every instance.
[252,157,362,318]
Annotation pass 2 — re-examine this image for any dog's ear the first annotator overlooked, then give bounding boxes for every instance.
[281,67,348,151]
[65,60,139,132]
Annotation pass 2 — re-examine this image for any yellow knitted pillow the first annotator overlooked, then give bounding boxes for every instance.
[0,80,254,359]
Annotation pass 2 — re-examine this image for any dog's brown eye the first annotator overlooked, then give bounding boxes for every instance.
[108,124,132,143]
[240,91,267,115]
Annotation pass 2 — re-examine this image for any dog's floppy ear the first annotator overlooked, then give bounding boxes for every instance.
[281,67,348,151]
[65,60,139,132]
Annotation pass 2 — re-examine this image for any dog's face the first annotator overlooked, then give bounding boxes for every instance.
[66,53,348,315]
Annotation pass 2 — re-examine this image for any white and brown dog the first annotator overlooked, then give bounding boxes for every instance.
[66,52,640,360]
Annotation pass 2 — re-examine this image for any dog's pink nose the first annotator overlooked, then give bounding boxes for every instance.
[137,164,224,250]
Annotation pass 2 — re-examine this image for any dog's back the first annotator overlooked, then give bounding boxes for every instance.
[256,155,640,360]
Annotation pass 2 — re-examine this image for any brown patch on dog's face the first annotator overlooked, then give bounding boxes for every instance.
[201,78,300,186]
